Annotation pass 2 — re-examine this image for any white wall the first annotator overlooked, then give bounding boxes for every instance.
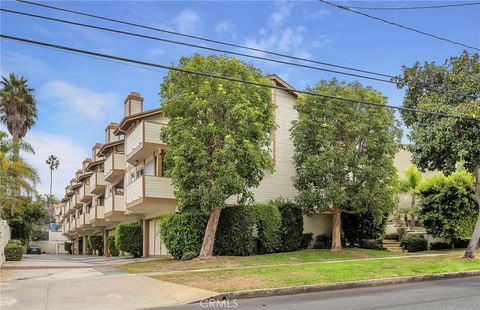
[0,220,11,265]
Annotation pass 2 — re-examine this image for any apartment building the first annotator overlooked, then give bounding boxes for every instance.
[57,75,353,256]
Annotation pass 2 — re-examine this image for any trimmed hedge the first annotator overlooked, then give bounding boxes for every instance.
[252,203,281,254]
[359,239,384,250]
[384,233,399,241]
[106,235,119,256]
[115,223,143,258]
[88,234,104,256]
[277,201,303,252]
[301,233,313,249]
[214,205,255,256]
[400,235,428,252]
[5,241,23,261]
[64,241,72,254]
[453,238,471,248]
[342,211,389,246]
[314,234,331,249]
[159,212,208,259]
[430,242,451,250]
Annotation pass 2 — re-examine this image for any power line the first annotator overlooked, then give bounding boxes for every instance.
[0,8,394,84]
[3,7,475,99]
[16,0,393,79]
[319,0,480,52]
[349,2,480,10]
[1,33,478,123]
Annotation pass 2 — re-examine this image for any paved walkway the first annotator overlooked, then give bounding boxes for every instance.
[1,254,217,310]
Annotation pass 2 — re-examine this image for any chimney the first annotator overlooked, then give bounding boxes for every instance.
[92,143,103,161]
[82,158,91,171]
[105,122,119,144]
[124,92,143,117]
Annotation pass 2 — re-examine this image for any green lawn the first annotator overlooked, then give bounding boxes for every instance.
[119,248,408,274]
[152,250,479,292]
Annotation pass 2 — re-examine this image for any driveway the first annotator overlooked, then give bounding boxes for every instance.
[1,254,217,310]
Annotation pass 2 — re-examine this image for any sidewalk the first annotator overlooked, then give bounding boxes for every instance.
[1,254,217,310]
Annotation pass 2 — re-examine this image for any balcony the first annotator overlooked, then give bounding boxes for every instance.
[72,193,83,210]
[105,192,126,221]
[125,121,165,164]
[66,200,75,215]
[79,183,93,203]
[88,205,106,226]
[125,175,176,214]
[104,151,125,183]
[89,172,106,195]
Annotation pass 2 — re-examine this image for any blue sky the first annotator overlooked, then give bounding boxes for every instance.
[1,0,479,198]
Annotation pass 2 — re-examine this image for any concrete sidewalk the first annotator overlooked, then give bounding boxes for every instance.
[1,255,217,310]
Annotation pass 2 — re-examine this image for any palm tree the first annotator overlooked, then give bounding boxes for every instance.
[0,73,38,152]
[46,155,60,199]
[0,131,39,216]
[46,155,60,221]
[398,164,422,228]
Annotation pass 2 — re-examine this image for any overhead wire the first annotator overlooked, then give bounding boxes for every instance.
[319,0,480,52]
[1,34,478,123]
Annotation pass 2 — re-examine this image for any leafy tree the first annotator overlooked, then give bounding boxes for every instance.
[2,198,47,244]
[418,170,477,244]
[396,52,480,258]
[398,164,423,227]
[0,73,37,145]
[0,131,39,216]
[160,55,275,257]
[292,79,401,251]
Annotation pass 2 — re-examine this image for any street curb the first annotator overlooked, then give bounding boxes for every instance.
[202,270,480,302]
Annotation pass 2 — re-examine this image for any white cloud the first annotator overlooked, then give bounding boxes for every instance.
[215,20,237,38]
[268,2,293,26]
[0,51,49,76]
[306,9,331,20]
[40,80,119,122]
[24,131,88,198]
[245,26,330,59]
[173,9,201,34]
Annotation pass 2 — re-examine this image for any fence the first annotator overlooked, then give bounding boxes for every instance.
[0,219,11,265]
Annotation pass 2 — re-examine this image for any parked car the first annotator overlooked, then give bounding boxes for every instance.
[27,245,42,254]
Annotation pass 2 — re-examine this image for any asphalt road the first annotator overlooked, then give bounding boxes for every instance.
[159,276,480,310]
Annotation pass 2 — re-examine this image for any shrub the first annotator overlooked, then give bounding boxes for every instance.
[342,210,389,246]
[5,241,23,261]
[359,239,384,250]
[115,223,143,258]
[106,235,119,256]
[453,238,471,248]
[430,242,451,250]
[252,203,281,254]
[277,201,303,252]
[64,241,72,254]
[88,234,104,256]
[181,251,198,260]
[159,212,208,259]
[301,233,313,249]
[418,171,477,240]
[400,235,428,252]
[214,205,255,256]
[314,234,332,249]
[384,233,399,241]
[31,229,49,241]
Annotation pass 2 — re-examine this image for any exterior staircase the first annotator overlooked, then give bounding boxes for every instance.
[383,239,403,252]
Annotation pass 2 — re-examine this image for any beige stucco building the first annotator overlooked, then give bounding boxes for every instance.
[59,75,427,256]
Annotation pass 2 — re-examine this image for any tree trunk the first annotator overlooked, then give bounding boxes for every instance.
[331,208,342,251]
[464,166,480,259]
[410,197,416,228]
[199,207,222,257]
